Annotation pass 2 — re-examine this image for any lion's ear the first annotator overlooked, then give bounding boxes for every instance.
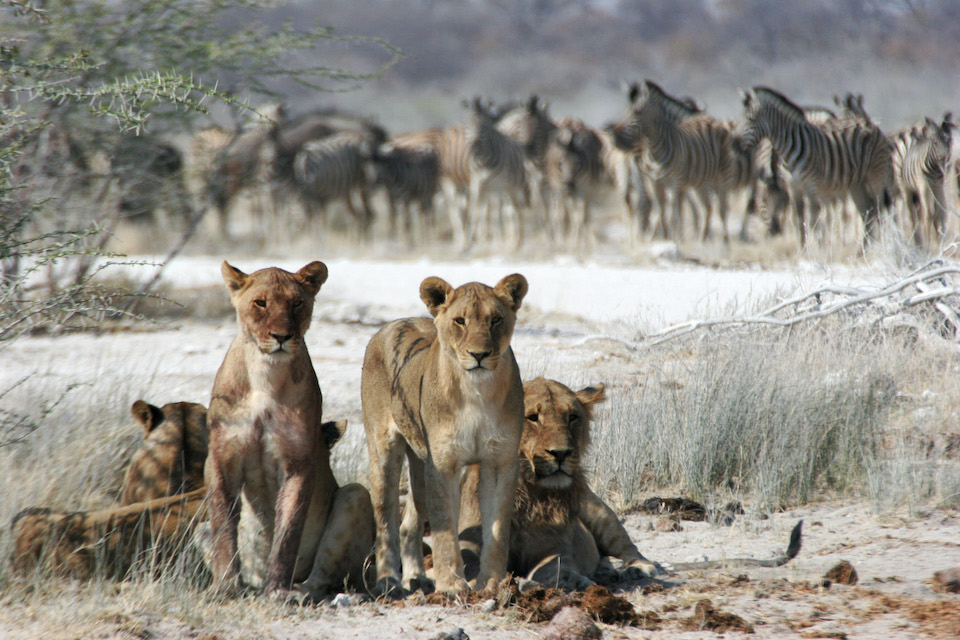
[131,400,165,435]
[575,383,606,410]
[221,261,248,294]
[420,277,454,317]
[297,261,328,296]
[320,420,348,449]
[494,273,528,312]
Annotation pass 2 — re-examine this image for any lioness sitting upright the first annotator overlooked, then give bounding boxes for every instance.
[205,261,374,599]
[460,377,658,590]
[362,274,528,596]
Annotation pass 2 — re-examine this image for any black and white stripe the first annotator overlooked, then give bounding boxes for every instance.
[292,122,387,238]
[740,86,895,249]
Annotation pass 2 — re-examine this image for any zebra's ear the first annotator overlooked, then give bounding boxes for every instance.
[528,94,539,113]
[628,82,641,104]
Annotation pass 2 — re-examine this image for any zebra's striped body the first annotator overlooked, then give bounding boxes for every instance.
[611,80,737,242]
[292,124,387,239]
[544,117,607,246]
[496,95,557,240]
[370,133,441,245]
[740,87,895,249]
[892,116,957,247]
[465,98,530,248]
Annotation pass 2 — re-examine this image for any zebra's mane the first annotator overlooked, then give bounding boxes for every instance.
[753,87,808,123]
[643,80,701,123]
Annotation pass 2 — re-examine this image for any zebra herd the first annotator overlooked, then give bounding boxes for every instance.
[200,82,960,253]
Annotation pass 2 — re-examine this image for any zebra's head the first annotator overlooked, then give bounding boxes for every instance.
[738,87,804,150]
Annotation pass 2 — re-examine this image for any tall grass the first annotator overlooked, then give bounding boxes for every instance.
[590,315,960,513]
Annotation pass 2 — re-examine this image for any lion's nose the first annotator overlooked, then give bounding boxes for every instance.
[469,351,490,364]
[548,449,573,464]
[271,333,293,344]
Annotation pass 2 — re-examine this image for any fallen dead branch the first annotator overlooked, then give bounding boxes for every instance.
[640,262,960,346]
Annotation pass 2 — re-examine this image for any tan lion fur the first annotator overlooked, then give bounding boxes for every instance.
[460,377,657,590]
[11,488,207,579]
[204,261,374,599]
[122,400,209,504]
[361,274,527,596]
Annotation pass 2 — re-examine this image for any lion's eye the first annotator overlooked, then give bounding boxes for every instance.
[525,413,539,422]
[568,413,580,425]
[254,299,266,308]
[292,299,304,308]
[491,316,503,327]
[454,317,466,325]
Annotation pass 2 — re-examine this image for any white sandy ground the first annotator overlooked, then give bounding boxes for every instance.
[1,256,958,639]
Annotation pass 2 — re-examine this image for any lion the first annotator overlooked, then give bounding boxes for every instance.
[11,488,206,579]
[122,400,209,504]
[361,274,528,597]
[460,377,803,590]
[459,377,656,590]
[204,261,374,600]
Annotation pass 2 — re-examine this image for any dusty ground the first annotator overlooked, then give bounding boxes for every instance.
[1,257,958,639]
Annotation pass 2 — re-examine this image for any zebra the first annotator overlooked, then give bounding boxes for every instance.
[292,121,387,240]
[611,80,737,242]
[892,115,957,247]
[367,133,441,246]
[206,107,283,236]
[495,95,557,240]
[739,86,895,251]
[544,117,607,247]
[464,97,530,248]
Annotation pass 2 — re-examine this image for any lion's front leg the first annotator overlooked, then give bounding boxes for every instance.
[264,470,313,593]
[579,486,657,579]
[367,434,405,598]
[475,458,517,591]
[206,455,243,595]
[425,459,468,596]
[300,483,375,599]
[400,453,431,593]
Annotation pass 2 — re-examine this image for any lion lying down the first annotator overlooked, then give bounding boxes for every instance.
[460,377,802,590]
[10,400,209,578]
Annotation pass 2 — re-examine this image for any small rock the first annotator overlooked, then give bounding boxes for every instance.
[824,560,858,585]
[429,628,469,640]
[684,554,709,563]
[932,567,960,594]
[331,593,354,608]
[480,598,497,613]
[542,607,602,640]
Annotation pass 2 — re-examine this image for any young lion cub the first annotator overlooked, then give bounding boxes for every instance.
[205,261,373,599]
[362,274,528,597]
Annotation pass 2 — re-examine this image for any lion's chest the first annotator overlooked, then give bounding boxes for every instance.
[448,377,518,465]
[219,391,301,509]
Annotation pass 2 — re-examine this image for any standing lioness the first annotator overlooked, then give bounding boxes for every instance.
[362,274,528,597]
[206,261,374,599]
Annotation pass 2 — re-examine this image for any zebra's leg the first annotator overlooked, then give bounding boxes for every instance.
[443,179,467,249]
[850,186,881,251]
[652,180,669,240]
[699,187,714,241]
[466,177,485,249]
[740,183,759,243]
[343,192,364,243]
[931,178,947,246]
[358,188,376,242]
[792,189,808,249]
